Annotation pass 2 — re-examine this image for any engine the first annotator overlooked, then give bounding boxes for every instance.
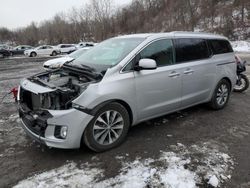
[19,69,96,110]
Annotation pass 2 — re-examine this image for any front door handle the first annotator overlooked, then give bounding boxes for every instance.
[183,69,194,75]
[169,71,180,78]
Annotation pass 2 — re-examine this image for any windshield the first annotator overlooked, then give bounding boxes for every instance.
[72,37,144,71]
[69,48,90,59]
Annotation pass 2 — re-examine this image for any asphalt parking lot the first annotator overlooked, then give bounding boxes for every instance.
[0,54,250,187]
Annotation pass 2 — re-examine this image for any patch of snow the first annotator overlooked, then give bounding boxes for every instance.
[9,114,19,120]
[14,142,234,188]
[208,175,219,187]
[115,155,125,160]
[13,162,103,188]
[231,41,250,52]
[95,159,157,188]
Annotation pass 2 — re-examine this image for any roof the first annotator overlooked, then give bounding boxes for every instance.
[116,31,227,40]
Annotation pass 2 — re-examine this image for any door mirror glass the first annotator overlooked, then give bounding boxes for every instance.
[136,58,157,70]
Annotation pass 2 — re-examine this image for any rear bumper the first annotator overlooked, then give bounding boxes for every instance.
[19,107,93,149]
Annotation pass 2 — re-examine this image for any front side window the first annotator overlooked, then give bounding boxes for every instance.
[139,39,174,67]
[174,38,210,63]
[122,39,174,72]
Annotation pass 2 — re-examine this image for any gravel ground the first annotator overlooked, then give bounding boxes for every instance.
[0,54,250,188]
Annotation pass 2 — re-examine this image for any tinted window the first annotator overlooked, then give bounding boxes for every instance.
[174,38,210,63]
[208,39,233,54]
[139,39,174,67]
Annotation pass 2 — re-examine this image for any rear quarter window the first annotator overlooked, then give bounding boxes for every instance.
[208,39,233,55]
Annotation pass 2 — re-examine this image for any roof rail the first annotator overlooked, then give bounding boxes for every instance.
[170,31,221,36]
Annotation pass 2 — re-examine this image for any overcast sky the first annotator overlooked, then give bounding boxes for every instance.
[0,0,132,30]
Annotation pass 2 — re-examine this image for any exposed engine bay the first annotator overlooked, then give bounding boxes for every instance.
[19,65,102,110]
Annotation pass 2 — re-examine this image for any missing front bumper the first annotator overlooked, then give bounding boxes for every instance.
[19,104,94,149]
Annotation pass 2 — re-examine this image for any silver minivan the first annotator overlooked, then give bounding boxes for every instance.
[18,32,236,151]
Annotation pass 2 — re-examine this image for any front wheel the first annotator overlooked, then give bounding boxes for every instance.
[234,74,249,92]
[83,102,130,152]
[51,51,57,56]
[209,79,231,110]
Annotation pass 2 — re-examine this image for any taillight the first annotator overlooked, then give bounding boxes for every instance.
[235,56,239,64]
[235,55,242,64]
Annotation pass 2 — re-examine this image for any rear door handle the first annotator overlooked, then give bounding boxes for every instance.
[183,69,194,75]
[168,71,180,78]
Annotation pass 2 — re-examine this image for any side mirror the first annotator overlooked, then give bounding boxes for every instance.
[135,58,157,71]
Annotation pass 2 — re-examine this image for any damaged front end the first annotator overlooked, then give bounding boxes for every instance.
[18,65,102,147]
[20,64,102,110]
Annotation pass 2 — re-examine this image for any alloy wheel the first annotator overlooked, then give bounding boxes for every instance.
[216,84,229,106]
[234,78,246,91]
[93,110,124,145]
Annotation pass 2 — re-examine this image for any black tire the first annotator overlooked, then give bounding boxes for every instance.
[233,74,249,92]
[30,52,36,57]
[51,51,57,56]
[83,102,130,152]
[209,79,231,110]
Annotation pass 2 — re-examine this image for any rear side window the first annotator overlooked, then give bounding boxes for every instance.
[208,39,233,55]
[174,38,210,63]
[139,39,174,67]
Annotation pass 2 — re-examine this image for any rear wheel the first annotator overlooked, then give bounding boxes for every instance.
[30,52,36,57]
[83,102,130,152]
[209,79,231,110]
[234,74,249,92]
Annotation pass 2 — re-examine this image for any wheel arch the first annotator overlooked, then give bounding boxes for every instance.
[221,77,232,91]
[30,51,37,56]
[90,99,134,126]
[80,99,134,149]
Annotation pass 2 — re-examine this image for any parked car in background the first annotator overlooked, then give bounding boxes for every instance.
[18,32,236,152]
[57,44,77,54]
[24,45,60,57]
[76,42,94,49]
[0,47,11,58]
[0,44,13,50]
[10,45,33,56]
[43,47,92,70]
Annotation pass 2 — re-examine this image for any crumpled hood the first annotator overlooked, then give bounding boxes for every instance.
[20,79,55,94]
[43,56,74,68]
